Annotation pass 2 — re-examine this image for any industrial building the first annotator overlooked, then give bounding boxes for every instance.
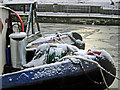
[5,2,120,15]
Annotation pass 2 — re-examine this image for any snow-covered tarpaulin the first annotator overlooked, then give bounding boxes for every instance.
[24,43,115,68]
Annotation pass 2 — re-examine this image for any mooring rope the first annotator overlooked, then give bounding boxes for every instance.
[100,68,109,90]
[58,55,120,89]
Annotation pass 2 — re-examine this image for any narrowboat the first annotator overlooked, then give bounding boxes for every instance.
[0,2,117,90]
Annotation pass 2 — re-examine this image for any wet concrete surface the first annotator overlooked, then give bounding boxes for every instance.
[40,23,120,89]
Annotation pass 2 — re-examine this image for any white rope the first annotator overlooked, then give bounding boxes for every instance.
[58,55,120,81]
[100,68,109,90]
[58,55,120,89]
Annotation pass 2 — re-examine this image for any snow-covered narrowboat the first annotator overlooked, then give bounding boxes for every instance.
[0,2,118,90]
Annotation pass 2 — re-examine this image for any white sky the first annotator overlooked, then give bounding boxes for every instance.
[87,0,119,2]
[3,0,120,3]
[36,0,120,3]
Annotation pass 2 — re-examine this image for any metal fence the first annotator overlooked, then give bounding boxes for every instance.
[6,3,120,15]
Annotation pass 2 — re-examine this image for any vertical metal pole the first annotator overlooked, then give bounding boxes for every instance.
[26,4,32,36]
[9,10,12,30]
[23,5,25,13]
[89,6,90,17]
[31,7,35,34]
[34,9,40,31]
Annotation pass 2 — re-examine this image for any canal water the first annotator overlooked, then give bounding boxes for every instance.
[39,23,119,89]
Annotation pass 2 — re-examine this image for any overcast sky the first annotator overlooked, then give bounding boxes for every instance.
[35,0,120,2]
[86,0,119,2]
[3,0,120,3]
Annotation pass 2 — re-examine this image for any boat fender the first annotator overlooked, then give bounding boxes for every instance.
[71,32,85,50]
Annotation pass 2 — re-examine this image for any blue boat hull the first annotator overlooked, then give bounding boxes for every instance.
[1,59,116,89]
